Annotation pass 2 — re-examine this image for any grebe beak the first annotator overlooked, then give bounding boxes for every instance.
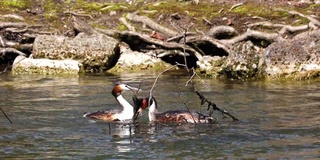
[124,84,141,92]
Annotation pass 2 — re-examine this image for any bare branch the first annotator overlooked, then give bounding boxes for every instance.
[0,22,28,29]
[195,91,239,121]
[218,8,224,13]
[119,17,136,31]
[149,65,177,95]
[97,29,203,60]
[276,9,320,27]
[0,62,11,75]
[0,107,12,124]
[248,21,309,35]
[206,25,239,39]
[220,30,283,45]
[229,2,244,11]
[0,48,27,57]
[126,13,178,36]
[178,91,197,124]
[202,17,212,25]
[0,14,25,21]
[64,11,93,19]
[71,16,97,35]
[166,32,196,42]
[180,26,239,121]
[186,35,231,52]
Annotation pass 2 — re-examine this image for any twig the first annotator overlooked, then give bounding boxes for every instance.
[0,36,5,47]
[195,91,239,121]
[276,9,320,27]
[126,13,178,36]
[218,8,224,13]
[0,62,11,75]
[247,21,309,35]
[179,24,239,122]
[166,32,196,42]
[64,11,93,19]
[178,24,199,123]
[149,65,177,95]
[202,17,212,25]
[0,48,27,57]
[178,91,197,124]
[229,2,244,11]
[0,22,28,29]
[185,68,198,86]
[119,17,136,31]
[0,107,13,124]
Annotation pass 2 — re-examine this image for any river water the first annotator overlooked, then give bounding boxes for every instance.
[0,71,319,159]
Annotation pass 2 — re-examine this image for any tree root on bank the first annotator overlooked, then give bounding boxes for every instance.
[70,9,319,68]
[0,47,27,57]
[0,21,55,73]
[99,10,320,68]
[248,22,310,36]
[126,13,178,36]
[1,7,320,70]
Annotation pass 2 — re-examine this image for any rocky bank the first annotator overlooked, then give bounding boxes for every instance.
[0,0,319,80]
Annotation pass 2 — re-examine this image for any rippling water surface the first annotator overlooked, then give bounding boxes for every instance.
[0,71,319,159]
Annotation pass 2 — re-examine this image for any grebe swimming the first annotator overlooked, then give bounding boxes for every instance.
[133,96,215,124]
[83,83,139,122]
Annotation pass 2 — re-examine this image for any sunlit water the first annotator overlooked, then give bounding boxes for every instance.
[0,71,319,159]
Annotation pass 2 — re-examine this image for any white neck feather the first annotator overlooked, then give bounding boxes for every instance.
[116,95,133,120]
[148,100,158,122]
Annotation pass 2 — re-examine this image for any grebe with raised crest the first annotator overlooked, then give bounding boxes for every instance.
[133,96,215,124]
[83,83,139,122]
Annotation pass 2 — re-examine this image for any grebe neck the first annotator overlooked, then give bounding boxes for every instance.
[148,97,158,122]
[116,95,133,113]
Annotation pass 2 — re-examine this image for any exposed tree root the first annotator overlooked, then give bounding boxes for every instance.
[220,30,283,46]
[276,9,320,28]
[126,13,179,36]
[0,47,27,57]
[248,22,310,36]
[206,25,239,39]
[118,10,318,66]
[1,8,319,72]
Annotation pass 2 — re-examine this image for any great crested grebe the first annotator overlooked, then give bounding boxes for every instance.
[83,83,139,122]
[133,96,215,124]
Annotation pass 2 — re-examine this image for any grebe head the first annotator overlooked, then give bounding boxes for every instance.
[111,83,140,97]
[133,96,156,120]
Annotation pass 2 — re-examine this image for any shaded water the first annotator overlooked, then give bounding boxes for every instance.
[0,71,319,159]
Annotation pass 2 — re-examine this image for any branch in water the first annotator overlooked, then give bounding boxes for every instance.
[178,25,239,122]
[0,107,13,124]
[195,91,239,121]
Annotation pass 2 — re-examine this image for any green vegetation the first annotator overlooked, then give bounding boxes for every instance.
[1,0,318,31]
[1,0,29,8]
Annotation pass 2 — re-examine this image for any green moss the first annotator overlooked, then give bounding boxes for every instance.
[306,3,320,10]
[266,70,320,81]
[118,24,127,31]
[1,0,28,8]
[108,61,169,73]
[70,0,133,14]
[12,66,79,75]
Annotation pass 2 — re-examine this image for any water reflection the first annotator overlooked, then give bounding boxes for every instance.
[0,73,319,159]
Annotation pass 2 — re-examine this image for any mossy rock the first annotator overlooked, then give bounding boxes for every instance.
[33,33,120,72]
[12,56,81,75]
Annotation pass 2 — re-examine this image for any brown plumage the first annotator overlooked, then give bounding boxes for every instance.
[133,96,215,124]
[83,83,139,122]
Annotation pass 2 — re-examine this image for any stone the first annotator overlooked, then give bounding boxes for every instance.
[265,29,320,80]
[108,50,169,73]
[197,41,266,80]
[32,33,120,72]
[12,56,81,75]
